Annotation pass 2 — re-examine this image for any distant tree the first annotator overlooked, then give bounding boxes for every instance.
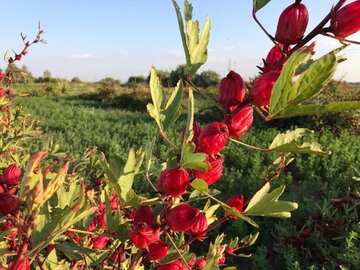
[169,65,186,87]
[71,76,82,83]
[21,65,33,78]
[127,75,146,84]
[193,70,220,87]
[99,77,121,85]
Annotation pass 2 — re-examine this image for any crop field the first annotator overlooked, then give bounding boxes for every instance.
[13,86,360,268]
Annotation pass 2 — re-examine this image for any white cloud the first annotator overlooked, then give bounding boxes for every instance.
[69,53,93,59]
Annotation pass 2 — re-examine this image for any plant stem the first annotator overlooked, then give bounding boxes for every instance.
[230,138,271,152]
[165,230,191,269]
[320,32,360,45]
[145,172,159,193]
[67,228,114,238]
[252,9,277,45]
[161,131,179,150]
[129,249,144,270]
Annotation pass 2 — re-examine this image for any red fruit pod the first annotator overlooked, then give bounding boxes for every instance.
[134,206,156,226]
[93,236,109,250]
[129,223,159,248]
[248,71,280,108]
[227,195,244,218]
[263,44,285,73]
[189,212,208,236]
[275,3,309,45]
[156,260,187,270]
[8,257,30,270]
[225,107,254,138]
[157,167,189,197]
[0,193,20,216]
[197,122,229,156]
[193,155,223,186]
[147,241,168,261]
[197,257,207,269]
[2,164,22,186]
[218,70,246,106]
[166,204,199,232]
[331,0,360,39]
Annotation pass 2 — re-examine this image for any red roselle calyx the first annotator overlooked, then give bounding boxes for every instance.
[166,204,199,232]
[134,206,156,226]
[198,122,229,156]
[227,195,244,218]
[193,155,223,186]
[129,222,160,248]
[2,164,22,186]
[0,193,20,215]
[248,71,280,108]
[93,236,109,250]
[157,166,190,197]
[8,257,30,270]
[188,212,208,236]
[330,0,360,40]
[219,70,246,106]
[225,106,254,138]
[262,44,285,73]
[147,241,168,261]
[275,3,309,46]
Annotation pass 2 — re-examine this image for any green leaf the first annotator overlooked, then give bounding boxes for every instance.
[181,142,210,171]
[269,128,330,156]
[147,68,183,132]
[172,0,211,74]
[253,0,271,12]
[273,101,360,119]
[269,46,345,119]
[191,178,208,191]
[244,183,298,218]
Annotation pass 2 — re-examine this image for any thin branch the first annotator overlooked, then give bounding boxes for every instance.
[230,138,271,152]
[165,231,191,269]
[320,32,360,45]
[252,8,277,45]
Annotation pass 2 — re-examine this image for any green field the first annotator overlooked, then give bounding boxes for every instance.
[13,87,360,269]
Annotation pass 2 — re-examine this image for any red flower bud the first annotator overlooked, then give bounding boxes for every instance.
[193,155,223,186]
[156,260,187,270]
[249,71,280,108]
[110,197,119,210]
[129,223,160,248]
[198,122,229,156]
[218,253,226,264]
[189,212,208,236]
[147,241,168,261]
[197,257,207,269]
[158,167,189,197]
[166,204,199,232]
[93,236,109,250]
[2,164,22,186]
[181,121,202,145]
[219,70,245,106]
[0,193,20,215]
[331,0,360,39]
[226,246,234,255]
[15,55,22,61]
[225,107,253,138]
[46,244,56,252]
[9,257,30,270]
[262,44,286,73]
[134,206,156,226]
[227,195,244,218]
[275,3,309,45]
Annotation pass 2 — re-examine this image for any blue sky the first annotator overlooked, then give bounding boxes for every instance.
[1,0,359,82]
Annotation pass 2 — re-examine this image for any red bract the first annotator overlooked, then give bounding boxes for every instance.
[166,204,199,232]
[157,167,189,197]
[249,71,280,108]
[263,44,284,73]
[219,70,245,106]
[2,164,22,186]
[147,241,168,261]
[227,195,244,218]
[275,3,309,45]
[9,257,30,270]
[0,193,20,215]
[129,222,160,248]
[134,206,156,226]
[331,0,360,39]
[156,260,187,270]
[181,121,202,145]
[225,106,253,138]
[193,155,223,186]
[189,212,208,236]
[198,122,229,156]
[93,236,109,250]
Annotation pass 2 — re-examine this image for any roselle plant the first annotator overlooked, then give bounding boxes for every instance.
[1,1,360,269]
